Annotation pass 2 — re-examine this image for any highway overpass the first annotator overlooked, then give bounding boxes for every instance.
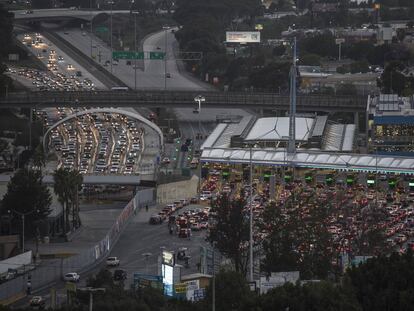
[0,91,367,112]
[13,9,130,22]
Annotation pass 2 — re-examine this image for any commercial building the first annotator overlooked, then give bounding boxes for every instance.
[367,94,414,156]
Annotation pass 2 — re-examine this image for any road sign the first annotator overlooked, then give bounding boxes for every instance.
[112,51,144,60]
[149,51,165,60]
[96,26,108,33]
[335,38,345,44]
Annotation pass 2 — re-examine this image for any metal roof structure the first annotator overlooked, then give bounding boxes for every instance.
[201,147,414,174]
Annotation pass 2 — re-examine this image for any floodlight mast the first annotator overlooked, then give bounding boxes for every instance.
[287,37,297,155]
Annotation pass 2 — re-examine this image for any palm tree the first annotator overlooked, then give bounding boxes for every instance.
[68,170,83,229]
[53,168,70,235]
[53,168,84,234]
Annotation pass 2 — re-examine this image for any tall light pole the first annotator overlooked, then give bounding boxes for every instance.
[8,209,39,253]
[287,37,297,155]
[133,11,139,90]
[249,143,253,282]
[109,1,114,74]
[90,0,93,58]
[162,26,169,90]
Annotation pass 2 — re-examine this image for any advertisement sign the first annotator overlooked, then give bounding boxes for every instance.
[226,31,260,43]
[174,283,187,294]
[193,288,206,301]
[162,264,174,296]
[185,279,200,301]
[162,250,175,266]
[133,273,163,290]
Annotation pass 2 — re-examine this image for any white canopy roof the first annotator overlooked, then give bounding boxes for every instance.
[245,117,314,142]
[201,147,414,174]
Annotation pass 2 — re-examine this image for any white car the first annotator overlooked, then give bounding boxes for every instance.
[63,272,80,282]
[106,256,120,267]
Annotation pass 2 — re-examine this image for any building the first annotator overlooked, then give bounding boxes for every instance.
[367,94,414,155]
[202,114,356,152]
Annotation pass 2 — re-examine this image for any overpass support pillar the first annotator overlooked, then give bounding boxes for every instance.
[354,112,359,133]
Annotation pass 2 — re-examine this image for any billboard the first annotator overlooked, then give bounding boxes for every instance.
[162,264,174,296]
[226,32,260,43]
[133,273,163,290]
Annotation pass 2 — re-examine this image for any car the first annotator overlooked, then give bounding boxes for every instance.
[106,256,120,267]
[162,157,170,164]
[178,228,191,238]
[63,272,80,282]
[30,296,46,308]
[166,73,171,78]
[149,214,163,224]
[113,269,127,281]
[191,222,201,231]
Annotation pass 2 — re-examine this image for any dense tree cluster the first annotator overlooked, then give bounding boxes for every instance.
[1,168,51,236]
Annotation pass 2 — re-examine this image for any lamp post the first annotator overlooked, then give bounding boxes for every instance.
[109,1,114,74]
[90,0,93,58]
[249,143,253,282]
[162,26,169,90]
[8,208,39,253]
[193,95,205,114]
[133,11,139,90]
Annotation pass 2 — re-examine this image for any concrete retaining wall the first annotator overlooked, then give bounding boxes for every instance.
[156,175,199,204]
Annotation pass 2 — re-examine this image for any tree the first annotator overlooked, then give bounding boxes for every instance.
[53,168,83,234]
[207,195,249,274]
[1,168,51,236]
[203,270,254,311]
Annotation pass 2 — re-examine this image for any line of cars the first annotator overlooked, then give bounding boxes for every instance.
[51,112,144,175]
[149,199,210,238]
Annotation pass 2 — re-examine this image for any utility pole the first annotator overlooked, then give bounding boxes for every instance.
[110,1,114,73]
[249,144,253,282]
[90,0,93,58]
[287,37,297,155]
[133,11,139,90]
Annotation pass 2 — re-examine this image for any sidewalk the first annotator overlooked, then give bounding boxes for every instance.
[25,202,126,256]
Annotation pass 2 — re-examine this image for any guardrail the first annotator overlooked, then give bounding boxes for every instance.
[0,188,155,304]
[0,91,367,112]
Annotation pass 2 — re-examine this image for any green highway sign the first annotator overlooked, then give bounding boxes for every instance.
[112,51,144,60]
[112,51,164,60]
[95,26,108,33]
[149,51,165,60]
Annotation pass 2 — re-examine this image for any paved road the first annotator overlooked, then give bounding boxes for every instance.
[108,203,209,288]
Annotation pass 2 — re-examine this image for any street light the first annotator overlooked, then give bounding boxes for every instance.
[162,26,170,90]
[132,11,139,91]
[90,0,93,58]
[193,95,205,114]
[8,208,39,253]
[109,1,114,74]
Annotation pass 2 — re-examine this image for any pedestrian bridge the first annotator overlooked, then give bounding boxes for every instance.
[0,91,367,112]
